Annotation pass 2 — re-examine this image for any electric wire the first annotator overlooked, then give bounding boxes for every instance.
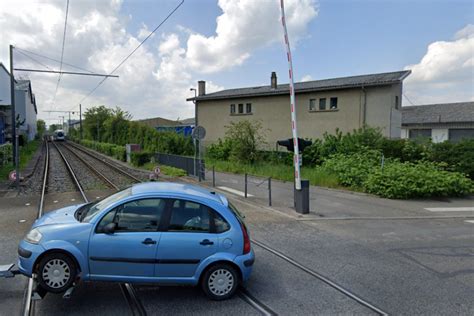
[70,0,185,111]
[403,93,416,106]
[15,49,53,71]
[52,0,71,109]
[15,47,95,74]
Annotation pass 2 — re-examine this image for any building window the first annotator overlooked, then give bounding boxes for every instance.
[330,97,338,109]
[238,103,244,114]
[395,96,399,110]
[409,129,431,139]
[309,99,316,111]
[319,98,327,110]
[230,104,235,114]
[246,103,252,113]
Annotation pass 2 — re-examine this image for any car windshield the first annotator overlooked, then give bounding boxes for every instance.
[81,187,133,222]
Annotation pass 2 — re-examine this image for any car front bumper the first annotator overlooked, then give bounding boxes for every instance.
[17,240,45,277]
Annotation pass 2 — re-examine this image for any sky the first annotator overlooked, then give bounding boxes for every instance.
[0,0,473,125]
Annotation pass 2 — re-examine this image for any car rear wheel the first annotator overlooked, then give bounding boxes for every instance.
[37,253,77,293]
[201,263,239,300]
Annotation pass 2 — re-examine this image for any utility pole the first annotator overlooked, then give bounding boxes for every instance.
[9,44,19,190]
[79,103,83,140]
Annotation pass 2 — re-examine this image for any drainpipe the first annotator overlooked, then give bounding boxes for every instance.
[361,86,367,127]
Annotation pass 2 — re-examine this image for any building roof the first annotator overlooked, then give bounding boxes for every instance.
[188,70,411,102]
[401,102,474,125]
[135,116,182,128]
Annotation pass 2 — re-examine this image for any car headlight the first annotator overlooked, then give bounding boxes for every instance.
[25,228,42,244]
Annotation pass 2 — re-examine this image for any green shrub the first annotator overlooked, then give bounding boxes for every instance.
[429,139,474,180]
[207,138,233,160]
[77,139,126,162]
[364,161,473,199]
[131,151,153,167]
[322,150,382,187]
[224,120,267,164]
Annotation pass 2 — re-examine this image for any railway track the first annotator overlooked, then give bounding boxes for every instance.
[22,140,144,316]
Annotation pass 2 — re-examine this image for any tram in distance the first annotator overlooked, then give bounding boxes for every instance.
[52,129,66,141]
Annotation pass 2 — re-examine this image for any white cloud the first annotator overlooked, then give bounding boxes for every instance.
[404,24,474,105]
[0,0,317,123]
[185,0,318,73]
[301,74,313,82]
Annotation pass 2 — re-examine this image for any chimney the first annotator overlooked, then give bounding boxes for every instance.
[271,72,277,89]
[198,80,206,96]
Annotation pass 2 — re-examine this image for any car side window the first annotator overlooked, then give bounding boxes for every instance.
[168,200,210,232]
[212,211,230,233]
[96,198,166,233]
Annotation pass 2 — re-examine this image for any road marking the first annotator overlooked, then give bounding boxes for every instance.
[465,220,474,224]
[425,207,474,212]
[217,186,254,197]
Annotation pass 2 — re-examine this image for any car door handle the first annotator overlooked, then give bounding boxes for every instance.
[200,239,214,246]
[142,238,156,245]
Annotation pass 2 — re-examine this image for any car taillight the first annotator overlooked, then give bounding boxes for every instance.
[240,222,251,254]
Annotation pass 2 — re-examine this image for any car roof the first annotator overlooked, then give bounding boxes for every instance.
[131,182,227,205]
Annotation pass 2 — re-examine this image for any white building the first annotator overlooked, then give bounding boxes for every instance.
[401,102,474,143]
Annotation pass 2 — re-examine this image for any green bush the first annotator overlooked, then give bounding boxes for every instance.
[322,150,382,187]
[207,138,233,160]
[225,120,267,164]
[364,161,473,199]
[77,139,126,161]
[131,151,153,167]
[429,139,474,180]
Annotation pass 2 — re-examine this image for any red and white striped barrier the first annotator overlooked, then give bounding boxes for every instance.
[280,0,302,190]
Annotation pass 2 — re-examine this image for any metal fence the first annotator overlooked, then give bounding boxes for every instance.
[154,152,205,180]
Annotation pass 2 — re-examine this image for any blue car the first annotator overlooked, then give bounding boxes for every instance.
[18,182,255,300]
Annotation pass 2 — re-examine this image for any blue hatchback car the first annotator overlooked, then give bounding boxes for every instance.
[18,182,255,300]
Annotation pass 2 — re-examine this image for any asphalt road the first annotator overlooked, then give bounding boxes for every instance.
[0,173,473,315]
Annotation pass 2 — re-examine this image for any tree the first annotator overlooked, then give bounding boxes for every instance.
[36,119,46,139]
[224,120,267,164]
[48,124,60,133]
[83,105,113,142]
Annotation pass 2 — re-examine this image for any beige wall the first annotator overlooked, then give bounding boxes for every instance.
[197,84,401,148]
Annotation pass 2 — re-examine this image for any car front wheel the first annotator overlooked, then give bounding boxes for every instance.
[201,263,239,300]
[37,253,77,293]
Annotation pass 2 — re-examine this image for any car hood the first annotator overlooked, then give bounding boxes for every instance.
[32,204,82,228]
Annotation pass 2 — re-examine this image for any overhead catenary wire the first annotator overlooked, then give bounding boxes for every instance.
[52,0,71,109]
[15,47,96,74]
[15,49,54,71]
[403,93,416,106]
[71,0,185,111]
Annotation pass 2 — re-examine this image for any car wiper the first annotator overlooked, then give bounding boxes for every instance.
[76,203,92,222]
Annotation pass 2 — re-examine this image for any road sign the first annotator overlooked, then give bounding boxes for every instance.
[192,126,206,140]
[8,170,16,181]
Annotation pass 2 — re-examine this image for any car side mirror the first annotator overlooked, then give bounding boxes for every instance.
[103,222,116,234]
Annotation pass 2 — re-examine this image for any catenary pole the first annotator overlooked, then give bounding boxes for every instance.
[9,45,19,190]
[280,0,302,190]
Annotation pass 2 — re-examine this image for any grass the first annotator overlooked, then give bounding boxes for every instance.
[206,158,341,189]
[141,162,187,177]
[0,140,41,180]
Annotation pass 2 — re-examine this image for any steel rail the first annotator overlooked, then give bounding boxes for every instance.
[57,143,119,190]
[51,141,88,203]
[23,140,49,316]
[252,239,389,316]
[66,141,142,183]
[238,287,277,316]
